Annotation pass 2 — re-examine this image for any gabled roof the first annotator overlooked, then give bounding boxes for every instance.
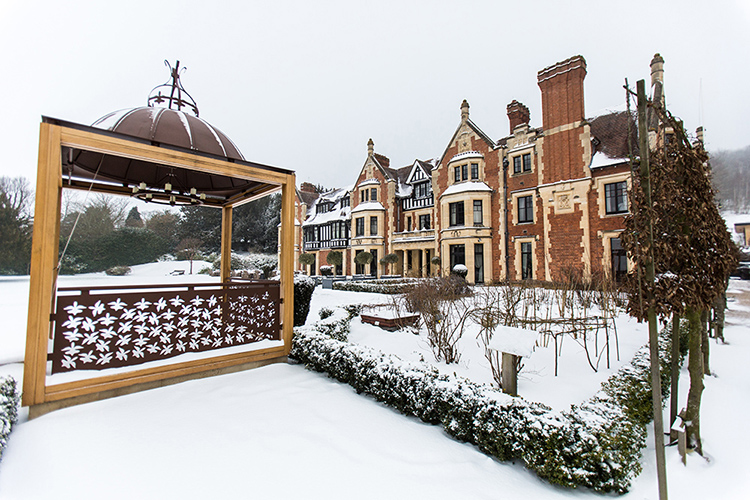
[297,189,320,208]
[406,160,432,184]
[436,117,496,168]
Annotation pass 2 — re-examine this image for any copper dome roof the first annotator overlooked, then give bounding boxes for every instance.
[92,107,244,160]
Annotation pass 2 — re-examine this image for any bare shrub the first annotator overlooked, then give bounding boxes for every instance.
[403,276,473,364]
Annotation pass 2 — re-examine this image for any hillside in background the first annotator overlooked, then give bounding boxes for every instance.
[712,144,750,211]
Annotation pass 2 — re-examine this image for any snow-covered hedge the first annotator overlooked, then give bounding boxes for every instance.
[332,278,419,294]
[290,311,682,493]
[294,274,316,327]
[0,376,20,462]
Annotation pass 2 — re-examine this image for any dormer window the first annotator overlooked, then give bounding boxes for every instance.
[414,181,430,199]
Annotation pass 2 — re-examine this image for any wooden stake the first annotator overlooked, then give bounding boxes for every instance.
[637,79,669,500]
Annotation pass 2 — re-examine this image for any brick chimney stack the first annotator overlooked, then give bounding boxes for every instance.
[537,55,588,184]
[537,55,587,131]
[507,100,530,133]
[300,182,317,193]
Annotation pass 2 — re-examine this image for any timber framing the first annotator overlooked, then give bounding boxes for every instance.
[23,119,297,415]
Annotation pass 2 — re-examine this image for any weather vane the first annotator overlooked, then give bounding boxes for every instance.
[147,60,199,116]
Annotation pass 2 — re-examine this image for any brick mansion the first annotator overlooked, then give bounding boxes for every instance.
[293,54,672,284]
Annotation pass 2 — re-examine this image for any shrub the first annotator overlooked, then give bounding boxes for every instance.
[294,274,316,326]
[451,264,468,279]
[0,376,20,462]
[320,265,333,276]
[332,278,420,294]
[319,307,334,320]
[290,308,684,493]
[105,265,131,276]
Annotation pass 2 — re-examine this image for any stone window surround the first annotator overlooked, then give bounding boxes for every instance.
[447,157,485,186]
[595,172,631,218]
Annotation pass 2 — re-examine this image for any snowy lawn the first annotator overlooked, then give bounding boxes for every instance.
[1,265,749,498]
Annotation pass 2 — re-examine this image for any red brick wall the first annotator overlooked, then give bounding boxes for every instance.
[538,56,588,184]
[546,207,585,279]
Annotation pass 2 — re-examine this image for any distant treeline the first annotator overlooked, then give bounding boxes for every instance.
[0,175,281,275]
[711,145,750,212]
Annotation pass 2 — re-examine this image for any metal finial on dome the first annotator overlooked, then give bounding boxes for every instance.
[147,60,200,117]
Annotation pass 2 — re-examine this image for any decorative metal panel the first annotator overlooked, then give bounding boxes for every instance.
[51,281,280,374]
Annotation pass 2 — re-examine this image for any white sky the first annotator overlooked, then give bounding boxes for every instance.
[1,0,748,189]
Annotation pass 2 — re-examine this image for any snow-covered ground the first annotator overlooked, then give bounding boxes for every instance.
[1,263,749,499]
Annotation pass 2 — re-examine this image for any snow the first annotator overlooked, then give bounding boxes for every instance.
[448,150,483,163]
[176,110,194,149]
[302,206,351,226]
[2,265,750,499]
[350,201,385,213]
[488,325,539,357]
[589,151,629,169]
[441,181,492,197]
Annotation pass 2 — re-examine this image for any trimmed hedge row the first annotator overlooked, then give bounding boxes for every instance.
[0,376,20,462]
[332,278,420,294]
[290,308,681,493]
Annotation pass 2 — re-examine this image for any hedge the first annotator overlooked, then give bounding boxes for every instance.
[332,278,420,294]
[290,308,683,493]
[0,376,20,463]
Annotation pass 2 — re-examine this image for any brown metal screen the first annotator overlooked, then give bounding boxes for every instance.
[51,281,280,374]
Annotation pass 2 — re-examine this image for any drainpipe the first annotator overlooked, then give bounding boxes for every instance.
[502,154,510,281]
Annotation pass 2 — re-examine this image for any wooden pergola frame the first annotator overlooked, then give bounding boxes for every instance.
[23,118,296,417]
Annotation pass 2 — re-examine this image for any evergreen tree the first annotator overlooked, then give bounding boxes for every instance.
[125,206,144,228]
[0,177,32,274]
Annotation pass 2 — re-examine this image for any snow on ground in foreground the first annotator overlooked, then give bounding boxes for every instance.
[1,269,750,499]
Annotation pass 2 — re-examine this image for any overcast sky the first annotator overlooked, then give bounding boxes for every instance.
[1,0,748,190]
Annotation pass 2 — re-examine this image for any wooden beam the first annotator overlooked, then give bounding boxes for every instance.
[280,173,296,354]
[23,123,63,406]
[43,345,286,402]
[60,127,288,185]
[220,205,233,282]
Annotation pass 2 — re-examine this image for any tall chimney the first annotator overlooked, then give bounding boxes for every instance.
[367,138,374,157]
[651,53,665,107]
[507,100,530,133]
[460,99,470,124]
[537,55,587,131]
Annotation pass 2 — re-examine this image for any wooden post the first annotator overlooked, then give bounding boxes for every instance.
[220,205,233,282]
[637,79,669,500]
[501,352,518,396]
[280,174,296,353]
[23,123,63,406]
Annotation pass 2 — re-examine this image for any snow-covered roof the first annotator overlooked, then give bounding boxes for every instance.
[448,151,483,163]
[319,186,351,203]
[441,181,493,197]
[396,183,413,198]
[351,201,386,213]
[358,178,380,188]
[302,206,351,226]
[589,151,629,169]
[488,326,539,357]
